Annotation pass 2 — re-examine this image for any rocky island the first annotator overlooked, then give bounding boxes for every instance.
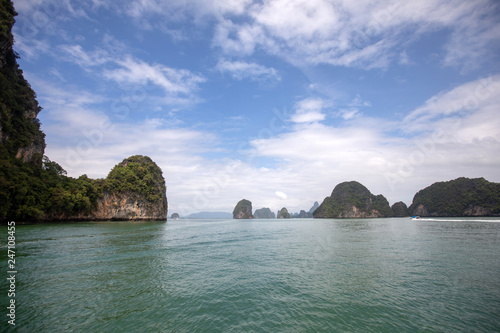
[233,199,253,219]
[409,177,500,217]
[254,207,275,219]
[0,5,167,223]
[313,181,393,218]
[277,207,291,219]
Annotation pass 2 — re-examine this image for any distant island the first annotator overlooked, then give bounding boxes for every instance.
[313,181,393,218]
[277,207,291,219]
[0,4,167,223]
[254,207,275,219]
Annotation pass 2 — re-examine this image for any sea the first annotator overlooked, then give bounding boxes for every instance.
[2,217,500,332]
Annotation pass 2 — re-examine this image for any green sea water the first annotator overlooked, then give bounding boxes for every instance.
[2,218,500,332]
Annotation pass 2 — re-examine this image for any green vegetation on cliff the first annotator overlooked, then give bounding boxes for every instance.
[104,155,166,204]
[409,177,500,217]
[233,199,253,219]
[313,181,393,218]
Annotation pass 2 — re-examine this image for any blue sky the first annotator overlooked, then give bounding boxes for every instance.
[11,0,500,215]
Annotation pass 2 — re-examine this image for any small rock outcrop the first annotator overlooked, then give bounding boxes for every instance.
[313,181,393,218]
[171,213,180,219]
[409,177,500,217]
[254,207,275,219]
[233,199,253,219]
[277,207,291,218]
[391,201,409,217]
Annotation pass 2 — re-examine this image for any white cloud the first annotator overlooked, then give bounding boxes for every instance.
[210,0,500,70]
[338,108,360,120]
[59,44,110,68]
[403,74,500,138]
[215,59,280,82]
[290,98,327,123]
[13,36,50,59]
[105,56,205,95]
[57,44,206,107]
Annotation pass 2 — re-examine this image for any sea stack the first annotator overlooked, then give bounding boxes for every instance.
[233,199,253,219]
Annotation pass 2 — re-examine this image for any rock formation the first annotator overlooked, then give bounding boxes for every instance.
[313,181,393,218]
[277,207,291,218]
[291,210,309,218]
[0,0,45,167]
[254,207,276,219]
[233,199,253,219]
[308,201,319,214]
[409,177,500,217]
[171,213,180,219]
[391,201,409,217]
[46,156,168,221]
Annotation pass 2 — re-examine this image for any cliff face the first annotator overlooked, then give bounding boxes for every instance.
[93,191,166,220]
[0,0,45,166]
[233,199,253,219]
[409,177,500,217]
[313,181,393,218]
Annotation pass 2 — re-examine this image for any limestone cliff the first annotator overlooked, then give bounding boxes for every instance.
[313,181,393,218]
[233,199,253,219]
[0,0,45,166]
[409,177,500,217]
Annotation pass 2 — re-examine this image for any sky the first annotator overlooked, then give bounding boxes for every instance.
[11,0,500,216]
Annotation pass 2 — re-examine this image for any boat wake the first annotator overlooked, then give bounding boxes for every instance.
[416,218,500,223]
